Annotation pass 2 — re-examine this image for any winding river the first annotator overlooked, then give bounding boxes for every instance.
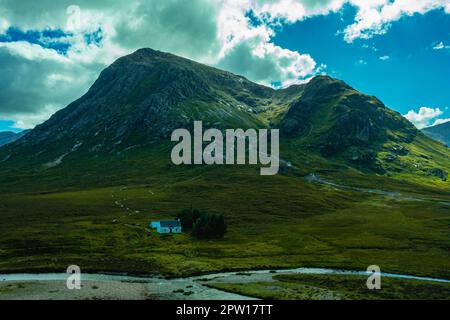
[1,267,449,300]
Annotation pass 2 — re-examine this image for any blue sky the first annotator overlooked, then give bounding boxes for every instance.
[0,27,72,54]
[0,120,21,133]
[273,5,450,119]
[0,1,449,132]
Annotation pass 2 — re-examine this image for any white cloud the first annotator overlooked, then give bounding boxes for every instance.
[344,0,450,43]
[0,41,68,62]
[404,107,444,129]
[433,41,445,50]
[252,0,346,24]
[362,43,379,51]
[379,55,389,60]
[217,36,317,86]
[0,42,102,128]
[433,41,450,50]
[431,118,450,126]
[357,59,367,65]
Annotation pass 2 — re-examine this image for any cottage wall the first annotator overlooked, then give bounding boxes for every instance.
[150,221,182,234]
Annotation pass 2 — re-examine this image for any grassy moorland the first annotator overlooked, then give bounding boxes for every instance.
[0,141,449,279]
[206,274,450,300]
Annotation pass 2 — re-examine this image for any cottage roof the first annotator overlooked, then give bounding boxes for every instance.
[159,220,181,228]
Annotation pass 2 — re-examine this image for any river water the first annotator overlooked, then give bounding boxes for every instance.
[1,267,449,300]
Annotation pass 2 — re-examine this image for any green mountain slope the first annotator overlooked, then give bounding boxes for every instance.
[422,121,450,146]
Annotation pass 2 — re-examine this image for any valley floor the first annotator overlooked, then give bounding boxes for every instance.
[0,164,449,302]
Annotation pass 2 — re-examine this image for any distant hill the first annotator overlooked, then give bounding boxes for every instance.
[422,121,450,146]
[0,130,29,147]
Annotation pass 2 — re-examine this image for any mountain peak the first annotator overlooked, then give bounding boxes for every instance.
[303,75,352,97]
[123,48,179,62]
[310,74,335,83]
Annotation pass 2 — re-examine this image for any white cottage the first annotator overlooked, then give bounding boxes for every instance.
[150,220,182,234]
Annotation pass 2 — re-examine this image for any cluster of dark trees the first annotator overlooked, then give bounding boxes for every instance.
[176,208,227,239]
